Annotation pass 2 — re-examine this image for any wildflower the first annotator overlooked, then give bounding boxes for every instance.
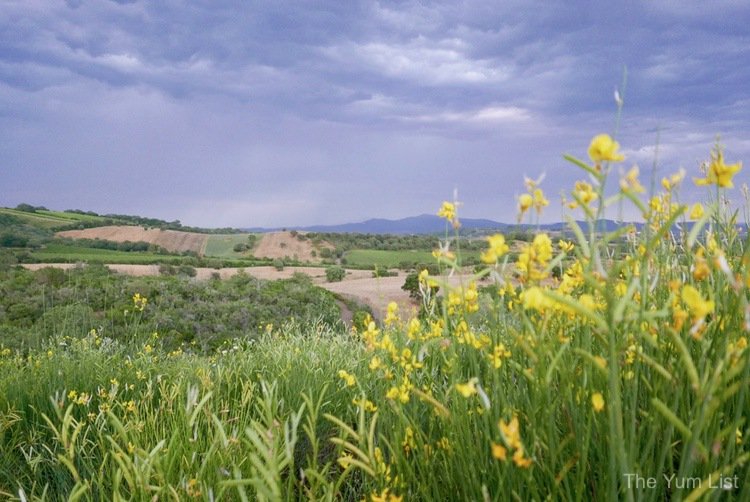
[620,165,645,193]
[558,240,575,253]
[132,293,148,312]
[438,201,460,228]
[491,442,507,460]
[694,147,742,188]
[369,355,383,371]
[516,233,553,282]
[689,203,705,220]
[384,302,399,327]
[569,181,598,209]
[352,397,378,412]
[385,379,411,403]
[532,188,549,214]
[588,134,625,163]
[337,370,356,387]
[370,488,402,502]
[591,393,605,412]
[681,285,714,321]
[512,447,533,468]
[402,427,416,455]
[481,234,510,264]
[186,478,201,498]
[499,416,522,450]
[488,344,512,369]
[522,287,551,312]
[436,436,451,451]
[524,173,545,191]
[661,169,686,191]
[518,193,533,219]
[692,251,710,281]
[455,377,478,398]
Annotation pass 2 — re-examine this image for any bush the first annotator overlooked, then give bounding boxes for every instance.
[372,266,397,278]
[273,258,285,271]
[325,265,345,282]
[177,265,197,277]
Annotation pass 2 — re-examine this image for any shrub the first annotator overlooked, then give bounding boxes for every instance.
[273,258,284,271]
[325,265,345,282]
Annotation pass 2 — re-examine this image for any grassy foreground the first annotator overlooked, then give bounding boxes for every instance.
[2,132,750,500]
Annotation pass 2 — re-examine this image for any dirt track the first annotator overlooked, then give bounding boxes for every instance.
[56,226,207,254]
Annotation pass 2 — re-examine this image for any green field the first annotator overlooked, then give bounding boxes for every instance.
[204,233,257,258]
[0,208,81,229]
[30,244,175,264]
[344,248,480,268]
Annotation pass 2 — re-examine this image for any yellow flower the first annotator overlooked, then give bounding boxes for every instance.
[384,302,399,327]
[694,148,742,188]
[455,377,478,398]
[681,285,714,321]
[588,134,625,163]
[488,344,511,369]
[689,203,705,220]
[337,370,356,387]
[521,286,551,312]
[591,392,605,412]
[512,447,533,468]
[499,416,522,450]
[570,181,598,209]
[437,201,459,227]
[532,188,549,214]
[369,355,382,371]
[620,166,644,193]
[516,234,553,283]
[491,442,507,460]
[352,398,378,412]
[370,488,402,502]
[481,234,509,264]
[518,193,533,218]
[132,293,148,312]
[558,240,575,252]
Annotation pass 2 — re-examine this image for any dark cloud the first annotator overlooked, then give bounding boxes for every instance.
[1,0,748,226]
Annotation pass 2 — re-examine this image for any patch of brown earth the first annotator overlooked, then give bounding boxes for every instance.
[252,231,333,263]
[56,226,207,254]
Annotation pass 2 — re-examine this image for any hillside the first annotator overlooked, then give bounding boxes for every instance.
[56,226,208,255]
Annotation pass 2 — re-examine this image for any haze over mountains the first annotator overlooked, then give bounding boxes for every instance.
[244,214,637,235]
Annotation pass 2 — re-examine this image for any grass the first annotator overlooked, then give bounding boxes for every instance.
[0,208,81,229]
[29,244,177,264]
[204,233,257,258]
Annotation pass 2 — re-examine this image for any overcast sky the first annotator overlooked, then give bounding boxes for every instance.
[2,1,749,228]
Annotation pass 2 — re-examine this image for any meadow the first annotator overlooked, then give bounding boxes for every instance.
[1,131,749,501]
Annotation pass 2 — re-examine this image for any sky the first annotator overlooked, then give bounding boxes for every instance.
[1,0,749,228]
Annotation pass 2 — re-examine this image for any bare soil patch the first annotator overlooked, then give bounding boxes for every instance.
[56,226,207,254]
[252,231,333,263]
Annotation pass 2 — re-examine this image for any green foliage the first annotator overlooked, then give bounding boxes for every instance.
[325,265,345,282]
[0,265,341,353]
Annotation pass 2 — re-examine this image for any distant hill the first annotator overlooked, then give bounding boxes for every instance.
[245,214,643,235]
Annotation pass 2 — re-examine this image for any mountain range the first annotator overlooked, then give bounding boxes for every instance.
[244,214,639,235]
